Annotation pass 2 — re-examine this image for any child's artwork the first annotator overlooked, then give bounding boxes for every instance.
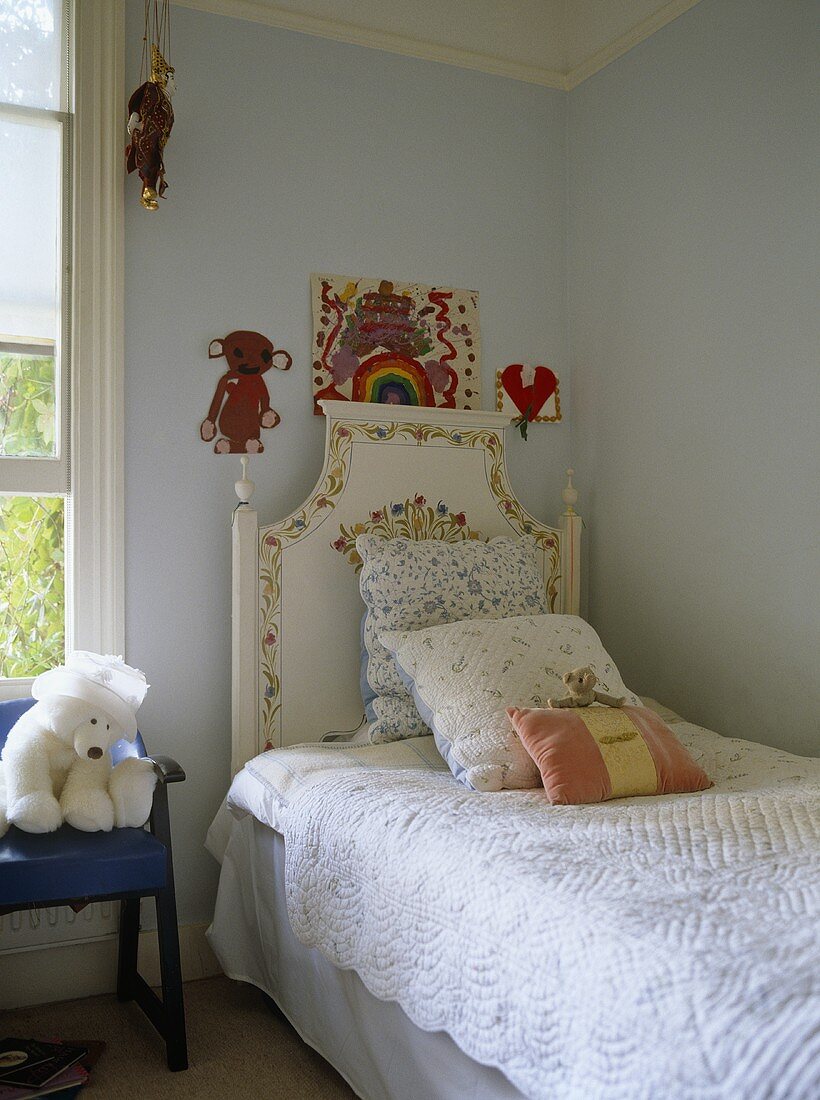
[200,331,291,453]
[311,274,480,414]
[496,364,561,424]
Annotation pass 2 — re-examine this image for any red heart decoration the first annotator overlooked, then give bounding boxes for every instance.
[500,364,557,420]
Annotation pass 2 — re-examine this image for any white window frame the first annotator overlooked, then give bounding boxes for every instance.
[0,1,125,699]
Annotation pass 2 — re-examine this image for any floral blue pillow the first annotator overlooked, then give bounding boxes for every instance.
[356,534,547,743]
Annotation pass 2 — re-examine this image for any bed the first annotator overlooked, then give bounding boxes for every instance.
[207,401,820,1100]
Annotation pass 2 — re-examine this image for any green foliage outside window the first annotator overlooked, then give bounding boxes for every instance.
[0,349,64,678]
[0,495,65,679]
[0,349,56,457]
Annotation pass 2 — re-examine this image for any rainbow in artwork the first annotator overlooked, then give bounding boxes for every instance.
[311,274,480,415]
[352,353,435,406]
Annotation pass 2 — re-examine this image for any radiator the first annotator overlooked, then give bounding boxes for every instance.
[0,902,122,952]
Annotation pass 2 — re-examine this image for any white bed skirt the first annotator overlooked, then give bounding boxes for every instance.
[207,812,525,1100]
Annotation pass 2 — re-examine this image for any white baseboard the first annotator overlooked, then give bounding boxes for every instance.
[0,921,221,1010]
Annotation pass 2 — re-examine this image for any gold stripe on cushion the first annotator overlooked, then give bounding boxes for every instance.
[576,709,658,798]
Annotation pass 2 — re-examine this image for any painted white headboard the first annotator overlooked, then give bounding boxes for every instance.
[231,400,581,774]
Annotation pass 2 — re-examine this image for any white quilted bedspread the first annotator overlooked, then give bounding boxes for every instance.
[229,720,820,1099]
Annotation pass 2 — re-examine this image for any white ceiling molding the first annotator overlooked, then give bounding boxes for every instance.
[171,0,703,91]
[171,0,566,87]
[564,0,704,90]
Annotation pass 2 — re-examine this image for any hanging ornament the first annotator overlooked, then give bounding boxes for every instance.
[125,1,176,211]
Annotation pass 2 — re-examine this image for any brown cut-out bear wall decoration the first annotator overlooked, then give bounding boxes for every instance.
[200,331,292,453]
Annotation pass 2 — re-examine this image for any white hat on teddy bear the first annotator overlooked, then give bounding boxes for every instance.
[32,651,149,740]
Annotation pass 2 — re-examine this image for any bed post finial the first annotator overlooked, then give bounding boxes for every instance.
[559,469,581,616]
[235,455,255,508]
[562,468,578,516]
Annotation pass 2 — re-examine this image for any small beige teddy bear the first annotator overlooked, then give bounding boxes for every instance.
[547,666,626,709]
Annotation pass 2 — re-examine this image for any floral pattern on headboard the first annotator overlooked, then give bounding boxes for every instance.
[332,495,483,572]
[256,417,563,754]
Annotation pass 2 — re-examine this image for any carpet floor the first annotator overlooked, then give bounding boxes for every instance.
[0,975,356,1098]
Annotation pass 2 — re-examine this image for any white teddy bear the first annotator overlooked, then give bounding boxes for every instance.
[0,652,156,839]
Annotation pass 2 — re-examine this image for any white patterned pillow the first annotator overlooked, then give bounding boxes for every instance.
[380,614,640,789]
[358,535,547,744]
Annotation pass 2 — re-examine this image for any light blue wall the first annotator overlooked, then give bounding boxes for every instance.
[568,0,819,754]
[124,3,569,922]
[125,0,818,927]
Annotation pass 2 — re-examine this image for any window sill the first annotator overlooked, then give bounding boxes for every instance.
[0,678,34,701]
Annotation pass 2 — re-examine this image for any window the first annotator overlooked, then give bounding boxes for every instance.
[1,2,124,694]
[0,2,72,683]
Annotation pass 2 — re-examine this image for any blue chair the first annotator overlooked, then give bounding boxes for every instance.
[0,698,188,1071]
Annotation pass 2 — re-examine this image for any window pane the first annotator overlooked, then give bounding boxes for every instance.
[0,1,64,110]
[0,494,64,678]
[0,115,61,343]
[0,342,56,456]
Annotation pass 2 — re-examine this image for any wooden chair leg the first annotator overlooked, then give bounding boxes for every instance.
[117,898,140,1002]
[155,884,188,1071]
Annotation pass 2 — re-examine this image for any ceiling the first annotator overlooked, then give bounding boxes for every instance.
[172,0,703,89]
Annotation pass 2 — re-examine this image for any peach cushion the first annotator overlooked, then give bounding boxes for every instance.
[507,704,712,805]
